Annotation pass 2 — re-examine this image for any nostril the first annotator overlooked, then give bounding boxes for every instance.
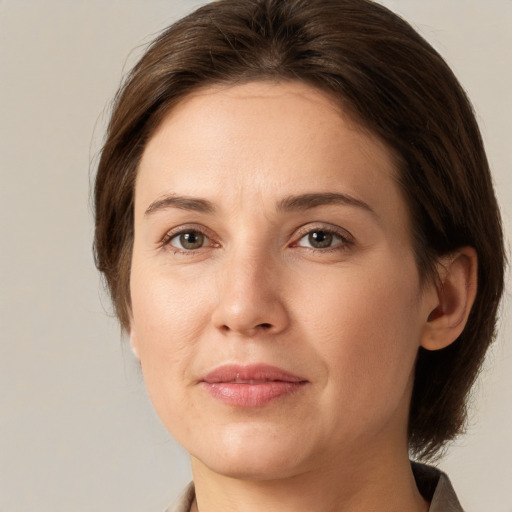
[218,323,272,333]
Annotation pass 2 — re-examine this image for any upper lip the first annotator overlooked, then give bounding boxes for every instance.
[201,364,307,384]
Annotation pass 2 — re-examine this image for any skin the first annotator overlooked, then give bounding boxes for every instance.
[130,81,476,512]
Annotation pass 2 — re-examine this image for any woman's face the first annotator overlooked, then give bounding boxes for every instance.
[130,81,436,479]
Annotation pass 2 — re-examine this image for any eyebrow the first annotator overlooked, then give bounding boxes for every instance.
[277,192,376,217]
[145,195,216,216]
[144,192,376,217]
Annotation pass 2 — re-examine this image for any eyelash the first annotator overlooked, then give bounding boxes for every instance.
[161,225,218,254]
[292,225,353,252]
[160,224,353,254]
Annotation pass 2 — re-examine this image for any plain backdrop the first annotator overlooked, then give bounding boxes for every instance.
[1,1,510,511]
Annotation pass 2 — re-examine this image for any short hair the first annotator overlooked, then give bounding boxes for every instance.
[94,0,505,460]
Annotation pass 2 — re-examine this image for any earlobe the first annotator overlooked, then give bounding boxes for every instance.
[421,247,478,351]
[130,335,140,359]
[129,321,140,360]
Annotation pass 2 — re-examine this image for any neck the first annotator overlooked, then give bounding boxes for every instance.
[190,447,429,512]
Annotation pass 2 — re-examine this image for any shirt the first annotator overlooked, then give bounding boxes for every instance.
[165,462,464,512]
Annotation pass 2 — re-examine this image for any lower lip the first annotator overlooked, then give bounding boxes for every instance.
[201,381,306,407]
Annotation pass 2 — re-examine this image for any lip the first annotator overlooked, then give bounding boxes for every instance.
[200,364,308,407]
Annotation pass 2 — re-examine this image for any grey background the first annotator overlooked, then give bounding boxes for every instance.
[1,1,510,511]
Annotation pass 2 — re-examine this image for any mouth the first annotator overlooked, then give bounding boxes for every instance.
[200,364,308,407]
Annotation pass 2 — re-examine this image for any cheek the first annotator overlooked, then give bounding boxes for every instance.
[297,254,423,400]
[130,265,212,380]
[129,269,217,434]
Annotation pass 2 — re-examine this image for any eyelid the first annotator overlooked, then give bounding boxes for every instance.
[160,224,219,249]
[158,222,353,253]
[291,222,354,246]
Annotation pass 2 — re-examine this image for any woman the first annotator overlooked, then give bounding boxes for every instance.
[94,0,505,510]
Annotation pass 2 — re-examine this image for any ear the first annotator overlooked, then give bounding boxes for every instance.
[421,247,478,351]
[128,317,140,360]
[130,334,140,359]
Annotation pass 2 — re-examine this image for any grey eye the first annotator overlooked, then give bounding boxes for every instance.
[171,231,207,250]
[308,231,334,248]
[296,229,345,249]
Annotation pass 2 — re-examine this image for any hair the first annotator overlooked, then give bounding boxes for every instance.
[94,0,505,460]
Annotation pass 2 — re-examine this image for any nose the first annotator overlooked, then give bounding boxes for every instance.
[211,249,290,337]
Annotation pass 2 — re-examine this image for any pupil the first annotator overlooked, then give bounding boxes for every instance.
[181,232,204,249]
[309,231,332,248]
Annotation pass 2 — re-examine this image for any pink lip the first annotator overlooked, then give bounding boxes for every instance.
[200,364,308,407]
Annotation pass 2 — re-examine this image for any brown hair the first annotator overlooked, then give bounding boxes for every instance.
[94,0,505,460]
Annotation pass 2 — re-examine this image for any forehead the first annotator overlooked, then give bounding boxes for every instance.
[136,80,408,228]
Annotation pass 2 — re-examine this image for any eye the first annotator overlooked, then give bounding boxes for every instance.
[168,230,210,250]
[295,229,348,250]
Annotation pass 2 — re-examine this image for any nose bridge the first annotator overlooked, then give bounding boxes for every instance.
[228,245,272,303]
[212,239,288,335]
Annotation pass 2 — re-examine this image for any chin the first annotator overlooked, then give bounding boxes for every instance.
[187,422,316,481]
[195,451,306,482]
